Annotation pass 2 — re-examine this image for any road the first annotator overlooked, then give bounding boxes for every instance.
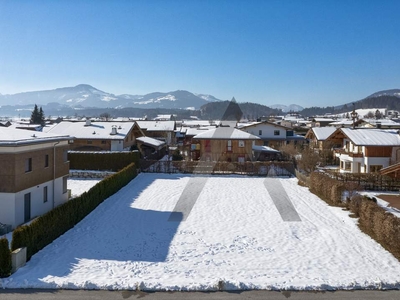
[0,290,400,300]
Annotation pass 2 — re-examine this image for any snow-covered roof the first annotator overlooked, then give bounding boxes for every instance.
[193,127,261,140]
[136,121,175,131]
[136,136,166,147]
[252,145,280,152]
[0,127,71,146]
[341,128,400,146]
[182,120,221,127]
[313,118,336,123]
[46,121,135,140]
[185,127,215,136]
[311,127,337,141]
[240,121,290,130]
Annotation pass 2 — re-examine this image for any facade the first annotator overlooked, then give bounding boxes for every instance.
[239,121,304,147]
[192,127,262,162]
[45,120,143,151]
[305,127,339,151]
[327,128,400,173]
[0,128,72,229]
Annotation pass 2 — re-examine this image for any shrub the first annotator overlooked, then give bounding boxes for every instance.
[0,238,11,278]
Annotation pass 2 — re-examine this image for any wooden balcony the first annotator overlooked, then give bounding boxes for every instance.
[334,149,363,158]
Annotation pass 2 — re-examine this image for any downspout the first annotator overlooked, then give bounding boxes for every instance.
[53,141,60,209]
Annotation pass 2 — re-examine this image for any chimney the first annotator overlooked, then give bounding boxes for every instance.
[85,118,91,126]
[111,125,118,135]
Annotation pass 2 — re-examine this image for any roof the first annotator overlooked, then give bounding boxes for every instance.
[252,145,280,153]
[340,128,400,146]
[136,136,166,147]
[310,127,337,141]
[240,121,291,130]
[0,127,71,146]
[136,121,175,131]
[46,121,135,140]
[193,127,261,140]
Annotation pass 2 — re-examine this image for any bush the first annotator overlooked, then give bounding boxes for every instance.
[0,238,11,278]
[69,151,140,171]
[11,162,138,261]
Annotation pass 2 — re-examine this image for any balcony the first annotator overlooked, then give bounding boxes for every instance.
[334,148,363,158]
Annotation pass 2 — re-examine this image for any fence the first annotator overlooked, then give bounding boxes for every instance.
[140,160,295,177]
[326,170,400,191]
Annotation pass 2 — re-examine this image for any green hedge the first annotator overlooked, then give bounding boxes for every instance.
[11,162,138,261]
[0,237,11,278]
[69,151,140,171]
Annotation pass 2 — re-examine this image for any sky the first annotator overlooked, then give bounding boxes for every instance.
[1,0,400,108]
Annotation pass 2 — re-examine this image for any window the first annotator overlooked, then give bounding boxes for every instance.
[43,186,48,203]
[259,130,262,135]
[101,140,107,144]
[63,150,68,162]
[25,158,32,172]
[370,165,382,173]
[227,140,232,152]
[286,130,294,137]
[87,140,93,144]
[274,130,280,136]
[238,140,245,147]
[45,154,49,168]
[63,176,68,193]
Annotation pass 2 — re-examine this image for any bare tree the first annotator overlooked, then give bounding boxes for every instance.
[297,147,320,174]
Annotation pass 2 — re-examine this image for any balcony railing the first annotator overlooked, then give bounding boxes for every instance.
[334,148,363,158]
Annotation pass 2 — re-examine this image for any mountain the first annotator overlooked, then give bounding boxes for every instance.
[0,85,221,110]
[366,89,400,99]
[270,104,304,112]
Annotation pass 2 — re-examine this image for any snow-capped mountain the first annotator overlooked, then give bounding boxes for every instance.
[366,89,400,99]
[0,85,222,109]
[270,104,304,112]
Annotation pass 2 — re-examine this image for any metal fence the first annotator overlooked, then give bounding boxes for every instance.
[139,160,295,177]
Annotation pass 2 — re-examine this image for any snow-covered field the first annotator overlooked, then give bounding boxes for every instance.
[68,178,102,198]
[2,174,400,290]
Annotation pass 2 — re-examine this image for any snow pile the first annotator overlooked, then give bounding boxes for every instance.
[1,174,400,290]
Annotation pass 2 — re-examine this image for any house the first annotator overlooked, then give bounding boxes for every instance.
[0,127,72,229]
[239,121,304,147]
[136,121,176,145]
[305,127,339,151]
[136,136,167,160]
[327,128,400,173]
[192,127,262,162]
[45,120,144,151]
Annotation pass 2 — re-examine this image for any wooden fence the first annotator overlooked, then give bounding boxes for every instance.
[140,160,295,177]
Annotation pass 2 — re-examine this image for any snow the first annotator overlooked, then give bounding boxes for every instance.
[360,191,400,218]
[1,174,400,290]
[68,178,102,199]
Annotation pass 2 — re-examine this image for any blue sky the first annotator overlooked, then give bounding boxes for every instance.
[1,0,400,108]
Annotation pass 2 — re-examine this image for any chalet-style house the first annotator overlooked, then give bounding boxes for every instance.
[136,121,176,145]
[0,128,72,229]
[327,128,400,173]
[239,121,304,147]
[45,120,144,151]
[305,127,338,151]
[191,127,262,162]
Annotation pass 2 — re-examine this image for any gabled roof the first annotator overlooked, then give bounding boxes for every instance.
[46,121,137,140]
[240,121,291,130]
[136,136,166,148]
[0,127,70,146]
[193,127,261,140]
[306,127,337,141]
[340,128,400,146]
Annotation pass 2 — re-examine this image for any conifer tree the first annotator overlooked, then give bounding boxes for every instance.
[30,104,45,126]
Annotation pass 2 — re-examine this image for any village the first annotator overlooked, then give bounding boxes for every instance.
[1,102,400,290]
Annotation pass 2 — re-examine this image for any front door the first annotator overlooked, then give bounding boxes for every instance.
[24,193,31,222]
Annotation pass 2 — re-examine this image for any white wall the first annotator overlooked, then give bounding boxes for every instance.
[0,193,16,228]
[111,140,124,151]
[1,177,69,229]
[243,123,286,140]
[364,157,390,172]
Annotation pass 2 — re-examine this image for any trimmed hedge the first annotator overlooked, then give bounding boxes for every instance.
[309,172,345,206]
[69,151,140,172]
[11,162,138,261]
[0,237,11,278]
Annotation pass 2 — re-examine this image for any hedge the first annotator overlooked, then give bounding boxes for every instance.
[69,151,140,172]
[0,237,11,278]
[11,162,138,261]
[306,171,400,262]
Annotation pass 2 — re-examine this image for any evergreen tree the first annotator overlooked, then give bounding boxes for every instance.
[30,104,45,126]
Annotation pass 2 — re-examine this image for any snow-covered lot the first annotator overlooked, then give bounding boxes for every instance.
[2,174,400,290]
